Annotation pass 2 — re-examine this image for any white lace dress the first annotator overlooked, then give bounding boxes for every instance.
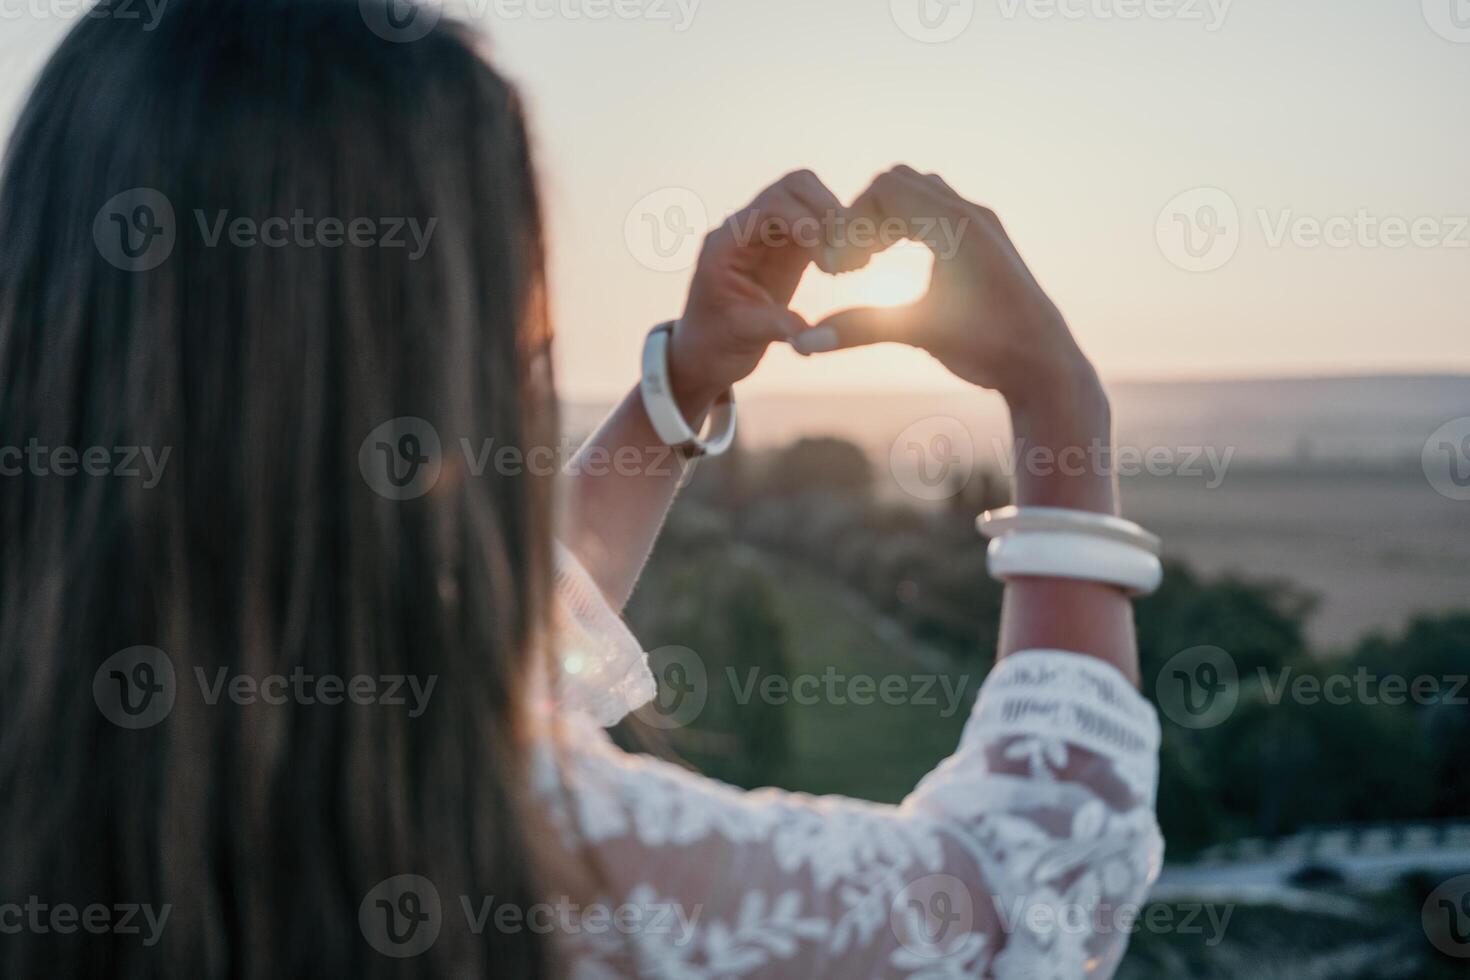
[538,545,1165,979]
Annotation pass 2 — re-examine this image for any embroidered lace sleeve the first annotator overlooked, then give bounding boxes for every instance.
[541,548,1164,979]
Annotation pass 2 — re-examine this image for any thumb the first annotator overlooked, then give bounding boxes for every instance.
[791,304,919,355]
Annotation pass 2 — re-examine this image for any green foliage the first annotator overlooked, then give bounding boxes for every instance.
[1349,613,1470,819]
[756,436,874,499]
[621,508,793,789]
[1135,561,1310,684]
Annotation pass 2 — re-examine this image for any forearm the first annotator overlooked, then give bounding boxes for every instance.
[996,360,1141,685]
[560,384,708,610]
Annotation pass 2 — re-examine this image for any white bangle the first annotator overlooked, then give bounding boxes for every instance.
[639,321,737,458]
[985,531,1163,597]
[977,506,1164,596]
[977,505,1161,555]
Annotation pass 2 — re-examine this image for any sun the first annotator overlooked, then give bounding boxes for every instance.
[850,241,934,308]
[790,240,934,322]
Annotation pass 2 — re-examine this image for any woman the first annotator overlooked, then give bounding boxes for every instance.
[0,0,1164,976]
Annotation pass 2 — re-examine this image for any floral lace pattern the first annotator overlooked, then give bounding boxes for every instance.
[539,547,1164,978]
[551,541,657,727]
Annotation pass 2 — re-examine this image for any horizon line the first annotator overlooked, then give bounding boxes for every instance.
[563,369,1470,403]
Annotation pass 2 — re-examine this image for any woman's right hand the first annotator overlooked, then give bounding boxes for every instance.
[666,170,845,414]
[793,165,1098,415]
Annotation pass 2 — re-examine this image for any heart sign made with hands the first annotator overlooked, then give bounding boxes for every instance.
[669,166,1086,409]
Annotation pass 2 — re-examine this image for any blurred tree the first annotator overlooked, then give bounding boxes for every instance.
[947,465,1011,518]
[756,436,872,498]
[681,434,749,510]
[1350,613,1470,819]
[622,510,793,789]
[1136,562,1311,685]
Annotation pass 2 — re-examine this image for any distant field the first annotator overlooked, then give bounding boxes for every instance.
[1124,468,1469,649]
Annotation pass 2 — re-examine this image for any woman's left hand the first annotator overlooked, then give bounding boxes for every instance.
[665,170,844,412]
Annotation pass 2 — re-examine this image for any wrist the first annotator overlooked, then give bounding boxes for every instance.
[1008,351,1108,435]
[1000,344,1105,421]
[665,320,723,420]
[1004,358,1116,515]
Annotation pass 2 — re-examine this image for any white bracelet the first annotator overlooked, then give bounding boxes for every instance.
[977,505,1161,555]
[977,506,1164,596]
[639,321,737,458]
[985,531,1163,597]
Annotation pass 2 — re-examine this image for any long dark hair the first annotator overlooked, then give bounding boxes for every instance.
[0,0,558,975]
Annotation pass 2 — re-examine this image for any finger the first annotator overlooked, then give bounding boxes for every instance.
[845,166,946,249]
[916,170,1011,249]
[792,303,921,355]
[753,170,841,220]
[727,188,816,254]
[755,307,811,346]
[925,171,960,195]
[775,170,846,274]
[838,165,968,270]
[781,170,843,221]
[700,177,828,268]
[728,188,830,302]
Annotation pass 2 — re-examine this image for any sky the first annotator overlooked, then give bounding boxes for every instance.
[2,0,1468,398]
